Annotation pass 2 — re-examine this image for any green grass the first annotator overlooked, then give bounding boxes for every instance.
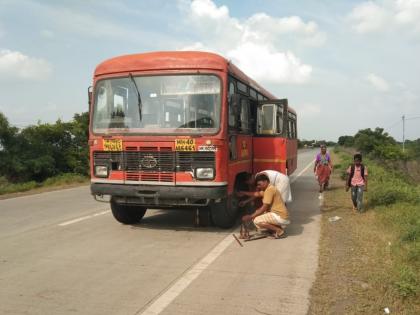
[0,173,88,196]
[336,150,420,298]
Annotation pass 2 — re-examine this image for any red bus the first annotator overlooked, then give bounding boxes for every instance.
[89,51,297,228]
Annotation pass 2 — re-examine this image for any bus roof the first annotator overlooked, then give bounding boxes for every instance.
[94,51,295,114]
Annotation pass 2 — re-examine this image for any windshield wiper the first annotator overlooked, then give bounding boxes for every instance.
[129,73,142,121]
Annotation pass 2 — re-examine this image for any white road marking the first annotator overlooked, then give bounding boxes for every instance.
[139,158,313,315]
[290,159,315,183]
[139,234,234,315]
[58,210,110,226]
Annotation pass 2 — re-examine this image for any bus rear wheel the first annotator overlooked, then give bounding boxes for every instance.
[210,197,238,229]
[110,199,147,224]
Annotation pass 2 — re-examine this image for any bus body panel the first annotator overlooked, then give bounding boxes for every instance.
[227,134,253,194]
[252,137,288,174]
[286,139,298,175]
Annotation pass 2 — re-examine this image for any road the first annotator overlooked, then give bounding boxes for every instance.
[0,149,320,315]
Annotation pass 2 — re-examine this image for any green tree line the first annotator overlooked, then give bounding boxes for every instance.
[338,127,420,160]
[0,112,89,183]
[2,110,419,186]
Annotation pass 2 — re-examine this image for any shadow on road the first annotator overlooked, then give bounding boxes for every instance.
[128,173,321,237]
[130,209,229,233]
[286,174,321,237]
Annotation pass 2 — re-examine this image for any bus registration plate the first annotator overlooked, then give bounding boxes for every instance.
[175,139,196,151]
[103,139,123,151]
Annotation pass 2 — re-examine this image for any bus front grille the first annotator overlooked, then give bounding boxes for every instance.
[93,148,215,182]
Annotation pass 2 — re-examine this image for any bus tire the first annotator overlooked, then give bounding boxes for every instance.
[210,196,238,229]
[110,199,147,224]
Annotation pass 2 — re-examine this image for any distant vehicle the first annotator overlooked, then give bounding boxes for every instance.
[88,51,298,228]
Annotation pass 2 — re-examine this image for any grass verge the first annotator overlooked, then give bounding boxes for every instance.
[0,173,89,199]
[309,150,419,315]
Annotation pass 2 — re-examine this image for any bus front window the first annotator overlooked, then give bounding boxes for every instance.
[92,74,221,134]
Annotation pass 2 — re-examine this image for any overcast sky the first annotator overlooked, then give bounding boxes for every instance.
[0,0,419,141]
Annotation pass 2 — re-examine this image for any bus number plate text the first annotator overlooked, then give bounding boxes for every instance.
[175,139,196,151]
[103,139,123,151]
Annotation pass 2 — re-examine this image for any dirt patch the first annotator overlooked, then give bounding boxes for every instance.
[308,153,420,315]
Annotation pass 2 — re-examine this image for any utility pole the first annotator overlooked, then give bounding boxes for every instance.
[402,115,405,153]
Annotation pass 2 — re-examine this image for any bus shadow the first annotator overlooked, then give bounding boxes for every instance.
[129,209,232,233]
[129,174,322,237]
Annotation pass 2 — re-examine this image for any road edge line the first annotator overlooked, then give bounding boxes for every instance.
[139,159,313,315]
[58,210,110,226]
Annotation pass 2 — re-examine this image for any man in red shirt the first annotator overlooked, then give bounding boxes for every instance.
[345,153,368,213]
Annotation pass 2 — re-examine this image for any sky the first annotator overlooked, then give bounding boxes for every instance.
[0,0,419,141]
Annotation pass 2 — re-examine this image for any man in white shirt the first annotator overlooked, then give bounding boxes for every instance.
[237,170,292,207]
[257,170,292,203]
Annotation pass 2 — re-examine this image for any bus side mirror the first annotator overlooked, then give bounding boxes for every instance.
[88,86,93,106]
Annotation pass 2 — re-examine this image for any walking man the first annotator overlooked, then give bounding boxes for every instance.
[345,153,368,213]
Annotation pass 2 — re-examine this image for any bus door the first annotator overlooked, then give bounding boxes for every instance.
[228,94,253,193]
[253,99,288,174]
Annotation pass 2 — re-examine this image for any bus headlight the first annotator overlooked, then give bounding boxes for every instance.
[196,168,214,180]
[95,165,109,178]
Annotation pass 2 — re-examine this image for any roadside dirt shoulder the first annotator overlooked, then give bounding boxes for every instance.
[308,153,419,315]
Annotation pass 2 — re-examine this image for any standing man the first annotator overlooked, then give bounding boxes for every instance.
[242,173,290,238]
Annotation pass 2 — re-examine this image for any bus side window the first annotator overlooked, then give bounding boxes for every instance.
[239,98,250,134]
[276,106,283,134]
[258,104,275,134]
[229,135,237,160]
[286,112,297,139]
[228,81,237,129]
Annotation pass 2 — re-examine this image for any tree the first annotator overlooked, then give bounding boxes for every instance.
[338,135,354,147]
[0,111,90,182]
[353,127,401,160]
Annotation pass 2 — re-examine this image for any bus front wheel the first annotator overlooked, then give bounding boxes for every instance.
[110,199,147,224]
[210,197,238,229]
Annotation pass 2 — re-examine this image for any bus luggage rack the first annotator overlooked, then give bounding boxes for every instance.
[93,147,215,183]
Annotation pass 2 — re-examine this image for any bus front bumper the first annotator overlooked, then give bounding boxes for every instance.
[90,183,227,207]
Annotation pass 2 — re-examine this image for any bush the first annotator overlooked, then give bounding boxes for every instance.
[407,243,420,263]
[369,186,405,206]
[0,180,38,195]
[0,174,87,195]
[402,224,420,242]
[42,173,87,186]
[0,111,89,183]
[395,266,419,297]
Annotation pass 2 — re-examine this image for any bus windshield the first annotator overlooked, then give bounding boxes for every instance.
[92,74,221,134]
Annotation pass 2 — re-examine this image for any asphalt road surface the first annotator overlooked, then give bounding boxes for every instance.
[0,149,320,315]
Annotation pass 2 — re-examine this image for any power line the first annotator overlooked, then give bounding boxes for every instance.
[406,116,420,121]
[386,120,401,129]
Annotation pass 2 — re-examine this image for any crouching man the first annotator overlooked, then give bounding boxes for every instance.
[242,173,290,239]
